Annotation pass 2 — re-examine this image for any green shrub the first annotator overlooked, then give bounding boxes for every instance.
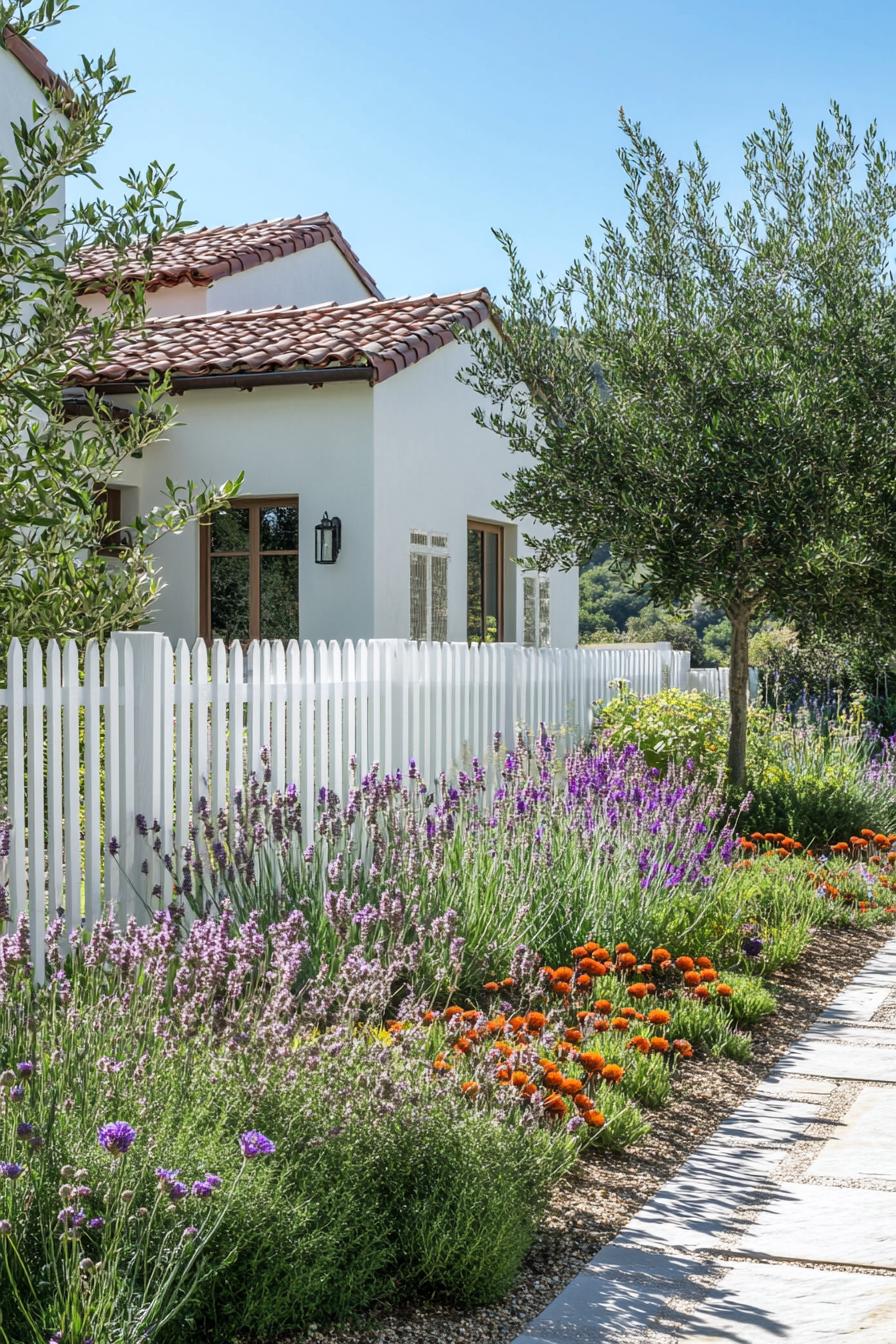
[596,684,729,780]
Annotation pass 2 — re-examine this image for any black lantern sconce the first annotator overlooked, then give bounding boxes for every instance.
[314,512,342,564]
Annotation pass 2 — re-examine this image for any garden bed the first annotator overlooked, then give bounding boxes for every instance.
[301,920,892,1344]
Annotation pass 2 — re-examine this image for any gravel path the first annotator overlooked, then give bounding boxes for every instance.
[294,921,893,1344]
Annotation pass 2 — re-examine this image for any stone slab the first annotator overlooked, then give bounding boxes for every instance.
[755,1072,836,1102]
[679,1262,896,1342]
[807,1021,896,1042]
[774,1037,896,1081]
[515,1241,711,1343]
[808,1086,896,1185]
[710,1097,823,1147]
[820,983,892,1022]
[740,1180,896,1268]
[615,1143,784,1253]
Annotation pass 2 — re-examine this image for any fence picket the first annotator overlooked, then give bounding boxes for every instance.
[25,640,46,975]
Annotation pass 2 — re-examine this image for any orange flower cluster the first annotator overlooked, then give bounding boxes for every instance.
[734,830,896,917]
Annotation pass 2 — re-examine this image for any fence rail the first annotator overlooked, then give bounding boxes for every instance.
[1,634,730,976]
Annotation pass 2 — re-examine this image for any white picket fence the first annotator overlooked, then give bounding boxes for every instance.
[0,633,728,975]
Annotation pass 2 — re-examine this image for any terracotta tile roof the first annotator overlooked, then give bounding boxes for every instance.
[67,290,492,388]
[69,214,383,298]
[2,27,72,105]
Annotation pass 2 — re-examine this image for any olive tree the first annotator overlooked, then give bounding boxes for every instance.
[463,105,896,791]
[0,1,240,648]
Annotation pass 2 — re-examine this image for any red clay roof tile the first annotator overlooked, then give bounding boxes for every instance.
[69,214,383,298]
[67,291,492,387]
[2,26,68,99]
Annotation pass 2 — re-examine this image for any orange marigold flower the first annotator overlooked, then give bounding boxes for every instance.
[460,1080,479,1097]
[651,946,672,962]
[554,966,574,980]
[611,1017,631,1031]
[501,977,514,988]
[644,982,657,994]
[673,1038,694,1058]
[574,1092,593,1112]
[578,1051,605,1072]
[750,831,765,840]
[544,1069,565,1088]
[637,963,653,975]
[601,1063,625,1084]
[592,946,612,961]
[482,981,500,993]
[627,983,649,999]
[576,974,592,989]
[511,1069,530,1087]
[627,1034,651,1053]
[422,1010,437,1023]
[675,956,695,971]
[620,1006,640,1018]
[647,1008,671,1025]
[543,1092,568,1116]
[526,1011,546,1031]
[594,999,613,1014]
[694,985,711,1000]
[494,1041,514,1056]
[852,837,868,848]
[555,1041,575,1055]
[683,970,702,987]
[444,1005,463,1019]
[739,838,756,853]
[700,968,718,982]
[696,957,714,969]
[583,1109,605,1128]
[433,1055,453,1073]
[830,842,849,853]
[487,1015,506,1033]
[572,945,590,959]
[496,1065,512,1082]
[617,952,638,970]
[453,1036,472,1054]
[650,1036,671,1053]
[579,957,605,975]
[861,828,876,839]
[875,834,889,845]
[615,942,631,953]
[552,981,572,995]
[583,941,599,953]
[715,983,734,997]
[509,1014,525,1030]
[521,1082,538,1097]
[538,1057,556,1072]
[565,1028,584,1044]
[592,1018,610,1032]
[560,1076,583,1095]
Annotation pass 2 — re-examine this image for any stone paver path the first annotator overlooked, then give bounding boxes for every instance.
[513,936,896,1343]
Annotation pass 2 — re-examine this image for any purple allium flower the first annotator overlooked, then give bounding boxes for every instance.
[15,1061,34,1078]
[97,1121,136,1156]
[57,1206,86,1228]
[154,1167,180,1183]
[0,1162,24,1180]
[108,836,120,858]
[191,1179,216,1198]
[0,1220,11,1237]
[181,1225,199,1240]
[167,1181,189,1202]
[8,1085,24,1102]
[88,1217,105,1230]
[742,936,764,958]
[202,1172,222,1188]
[238,1130,275,1159]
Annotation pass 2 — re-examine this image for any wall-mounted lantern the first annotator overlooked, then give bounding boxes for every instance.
[314,511,342,564]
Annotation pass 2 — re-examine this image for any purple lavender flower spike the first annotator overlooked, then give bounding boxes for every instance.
[0,1162,25,1179]
[239,1129,275,1158]
[97,1121,136,1156]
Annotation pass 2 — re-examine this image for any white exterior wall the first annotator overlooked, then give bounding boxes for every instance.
[111,382,375,644]
[0,43,65,228]
[371,327,580,646]
[76,240,373,319]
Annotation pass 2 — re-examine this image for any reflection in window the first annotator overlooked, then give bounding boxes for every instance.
[410,531,449,641]
[467,522,504,642]
[204,498,299,643]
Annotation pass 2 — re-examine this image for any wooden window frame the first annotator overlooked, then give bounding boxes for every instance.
[467,519,505,643]
[200,494,299,644]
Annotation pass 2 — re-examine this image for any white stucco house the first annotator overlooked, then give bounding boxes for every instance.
[65,218,579,649]
[5,27,578,651]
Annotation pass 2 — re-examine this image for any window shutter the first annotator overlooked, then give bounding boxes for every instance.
[410,551,429,641]
[538,577,551,647]
[410,531,450,641]
[523,575,537,646]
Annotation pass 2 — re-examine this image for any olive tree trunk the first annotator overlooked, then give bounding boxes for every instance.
[727,607,751,796]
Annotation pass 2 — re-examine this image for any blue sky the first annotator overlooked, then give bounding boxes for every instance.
[37,0,896,301]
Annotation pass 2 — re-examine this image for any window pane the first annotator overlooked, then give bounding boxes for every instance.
[210,554,250,643]
[211,507,250,552]
[260,505,298,552]
[410,552,429,641]
[484,530,500,641]
[260,554,299,641]
[467,528,483,641]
